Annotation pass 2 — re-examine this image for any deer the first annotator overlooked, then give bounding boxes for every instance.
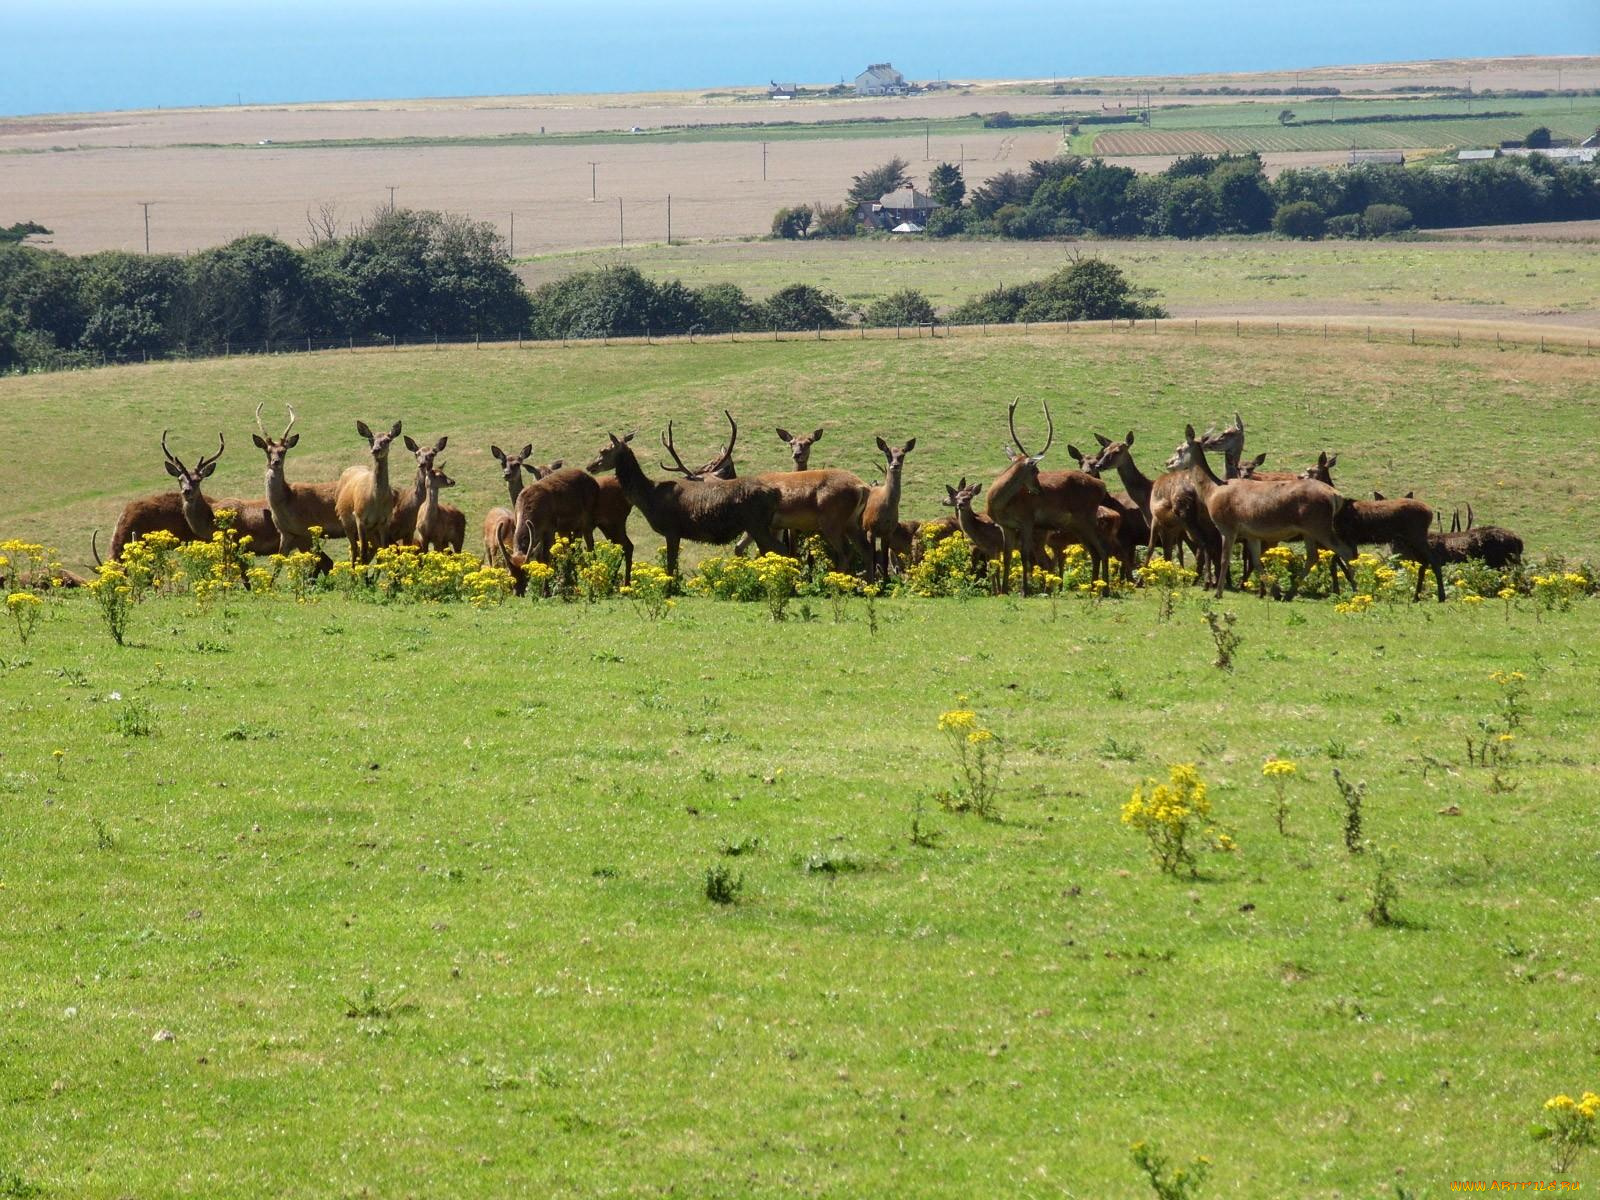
[862,437,916,579]
[587,430,786,576]
[386,435,450,546]
[1068,441,1148,580]
[944,479,1007,574]
[1164,424,1355,599]
[251,404,346,560]
[776,426,824,471]
[161,431,281,555]
[1334,494,1445,601]
[511,462,600,567]
[985,399,1115,595]
[335,419,404,564]
[413,466,465,552]
[1201,414,1339,485]
[484,444,559,567]
[1430,503,1524,569]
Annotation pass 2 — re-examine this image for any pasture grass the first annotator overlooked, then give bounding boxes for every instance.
[1,581,1597,1197]
[3,331,1597,569]
[518,234,1600,319]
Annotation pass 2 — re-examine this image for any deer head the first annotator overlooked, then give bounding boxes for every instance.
[1300,451,1338,485]
[252,403,300,473]
[1086,430,1136,475]
[423,465,455,497]
[943,478,983,511]
[163,429,225,499]
[776,425,823,470]
[875,436,915,477]
[404,433,448,475]
[1199,417,1245,468]
[1164,424,1207,472]
[355,419,403,463]
[1237,452,1269,479]
[586,431,637,474]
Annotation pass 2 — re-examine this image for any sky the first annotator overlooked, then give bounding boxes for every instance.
[3,0,1596,115]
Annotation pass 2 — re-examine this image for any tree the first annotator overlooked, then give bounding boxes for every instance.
[757,283,845,331]
[847,157,913,205]
[771,205,813,239]
[692,283,753,333]
[0,221,50,245]
[1074,161,1138,234]
[1212,158,1275,232]
[1161,176,1220,238]
[527,264,686,339]
[1362,203,1413,236]
[810,203,859,238]
[1278,109,1296,126]
[1272,200,1327,239]
[970,169,1033,218]
[1016,258,1163,322]
[865,288,936,327]
[928,161,966,208]
[1525,126,1553,149]
[922,206,968,238]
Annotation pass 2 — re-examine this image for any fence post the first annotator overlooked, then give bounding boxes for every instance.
[224,339,230,357]
[816,325,821,341]
[475,332,480,348]
[307,335,312,353]
[1410,328,1415,345]
[1193,319,1198,336]
[349,335,354,352]
[1235,320,1240,337]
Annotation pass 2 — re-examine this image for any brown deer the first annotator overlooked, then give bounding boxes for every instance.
[512,465,600,565]
[1069,442,1148,579]
[587,431,786,575]
[1334,495,1445,601]
[1165,425,1355,598]
[251,404,346,557]
[335,419,404,563]
[1430,503,1523,569]
[776,426,824,471]
[1201,415,1338,485]
[941,479,1053,583]
[100,493,191,562]
[162,431,281,555]
[862,437,916,579]
[413,466,465,552]
[386,435,450,545]
[985,400,1115,595]
[484,444,557,567]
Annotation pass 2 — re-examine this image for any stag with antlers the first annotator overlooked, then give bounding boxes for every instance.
[251,404,345,558]
[986,399,1115,595]
[161,431,280,554]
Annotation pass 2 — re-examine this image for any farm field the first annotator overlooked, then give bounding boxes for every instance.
[3,333,1600,1196]
[518,236,1600,330]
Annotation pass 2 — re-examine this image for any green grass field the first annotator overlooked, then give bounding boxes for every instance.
[517,235,1600,321]
[3,334,1599,1196]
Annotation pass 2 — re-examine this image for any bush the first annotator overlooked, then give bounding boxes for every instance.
[771,205,812,240]
[809,202,859,238]
[757,283,846,331]
[1362,202,1413,236]
[1325,213,1365,238]
[922,206,968,238]
[1272,200,1326,239]
[1525,125,1553,149]
[982,111,1016,128]
[865,288,936,327]
[528,264,693,339]
[691,282,752,333]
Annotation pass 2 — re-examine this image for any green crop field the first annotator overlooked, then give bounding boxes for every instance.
[518,235,1600,322]
[3,333,1599,1197]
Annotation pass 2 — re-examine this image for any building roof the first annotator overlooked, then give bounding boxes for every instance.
[1348,150,1405,165]
[856,63,905,86]
[890,222,925,234]
[1506,146,1598,162]
[878,187,937,210]
[1456,149,1498,160]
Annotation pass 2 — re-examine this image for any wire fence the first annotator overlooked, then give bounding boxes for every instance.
[15,314,1600,374]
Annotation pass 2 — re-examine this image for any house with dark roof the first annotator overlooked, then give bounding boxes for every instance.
[866,187,938,231]
[854,64,907,96]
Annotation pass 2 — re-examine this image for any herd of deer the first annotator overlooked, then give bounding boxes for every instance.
[78,402,1523,603]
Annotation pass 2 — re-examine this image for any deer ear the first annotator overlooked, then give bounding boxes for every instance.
[1125,430,1135,446]
[1325,453,1338,468]
[200,461,217,479]
[1253,453,1267,467]
[1234,412,1244,431]
[903,437,915,453]
[164,461,182,478]
[775,428,792,442]
[356,420,374,440]
[286,434,299,448]
[390,420,403,437]
[490,445,505,463]
[434,436,448,452]
[404,435,419,452]
[623,432,636,444]
[811,428,824,442]
[252,434,268,451]
[1373,491,1384,500]
[875,436,889,455]
[520,444,533,459]
[1405,491,1413,499]
[1185,424,1197,440]
[1067,444,1083,463]
[547,459,563,471]
[1093,432,1110,447]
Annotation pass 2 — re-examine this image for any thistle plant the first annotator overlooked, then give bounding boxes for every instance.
[1332,768,1365,854]
[1262,758,1297,835]
[1203,608,1241,671]
[1130,1140,1211,1200]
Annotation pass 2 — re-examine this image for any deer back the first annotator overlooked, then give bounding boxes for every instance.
[1206,477,1343,541]
[759,468,869,532]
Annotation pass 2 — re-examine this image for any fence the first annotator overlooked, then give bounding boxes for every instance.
[10,314,1599,374]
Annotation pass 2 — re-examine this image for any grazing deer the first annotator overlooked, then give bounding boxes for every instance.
[101,493,192,562]
[985,400,1115,595]
[512,464,600,565]
[1334,495,1445,601]
[162,431,281,555]
[413,466,465,552]
[1165,425,1355,598]
[484,444,558,567]
[387,435,449,545]
[1430,503,1523,569]
[252,404,346,557]
[335,419,404,563]
[862,437,916,579]
[587,431,786,575]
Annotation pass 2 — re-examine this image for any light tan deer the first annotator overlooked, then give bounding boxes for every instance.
[251,404,346,557]
[413,466,465,552]
[862,437,916,579]
[335,419,404,564]
[161,431,281,554]
[387,435,449,545]
[1164,425,1355,598]
[985,399,1114,595]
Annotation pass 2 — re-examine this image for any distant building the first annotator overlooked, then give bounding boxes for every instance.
[1583,128,1600,149]
[1508,146,1598,163]
[769,81,797,99]
[1348,150,1405,166]
[855,63,907,96]
[867,187,938,231]
[1456,148,1498,161]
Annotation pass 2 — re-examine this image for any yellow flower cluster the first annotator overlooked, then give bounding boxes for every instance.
[1122,763,1215,875]
[5,591,44,645]
[1490,670,1527,686]
[1530,572,1589,612]
[903,531,981,598]
[938,709,978,733]
[620,563,675,619]
[1545,1091,1600,1118]
[1333,593,1375,614]
[338,546,514,606]
[1136,557,1196,590]
[1262,758,1297,779]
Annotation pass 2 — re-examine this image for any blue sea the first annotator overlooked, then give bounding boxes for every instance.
[4,0,1596,116]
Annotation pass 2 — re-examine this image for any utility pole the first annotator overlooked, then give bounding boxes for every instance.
[959,142,964,167]
[618,196,624,248]
[386,185,397,210]
[761,142,768,180]
[509,212,515,258]
[138,201,153,253]
[666,194,671,245]
[925,123,930,159]
[588,161,597,201]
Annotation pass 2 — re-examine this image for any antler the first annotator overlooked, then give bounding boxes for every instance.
[254,403,267,439]
[659,421,697,478]
[283,405,297,441]
[721,409,738,462]
[198,432,225,472]
[161,428,181,468]
[1007,398,1028,457]
[1034,398,1054,462]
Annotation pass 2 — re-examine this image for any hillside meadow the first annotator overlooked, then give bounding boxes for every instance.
[3,331,1599,1197]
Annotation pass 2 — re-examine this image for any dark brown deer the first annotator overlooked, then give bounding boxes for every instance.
[484,444,557,567]
[862,437,915,579]
[335,419,403,563]
[251,404,346,556]
[161,431,281,555]
[1430,503,1524,569]
[414,466,465,552]
[512,464,600,565]
[588,431,785,575]
[1165,425,1355,598]
[985,400,1115,595]
[1334,495,1445,601]
[100,493,191,562]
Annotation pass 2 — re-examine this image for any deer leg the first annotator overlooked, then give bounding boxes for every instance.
[616,529,635,587]
[1215,531,1235,598]
[666,537,680,577]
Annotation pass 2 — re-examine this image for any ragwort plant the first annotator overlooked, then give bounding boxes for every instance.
[621,563,674,620]
[1130,1140,1211,1200]
[1122,763,1232,877]
[936,701,1003,819]
[5,592,43,646]
[1533,1090,1599,1173]
[1262,758,1297,835]
[1137,555,1194,621]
